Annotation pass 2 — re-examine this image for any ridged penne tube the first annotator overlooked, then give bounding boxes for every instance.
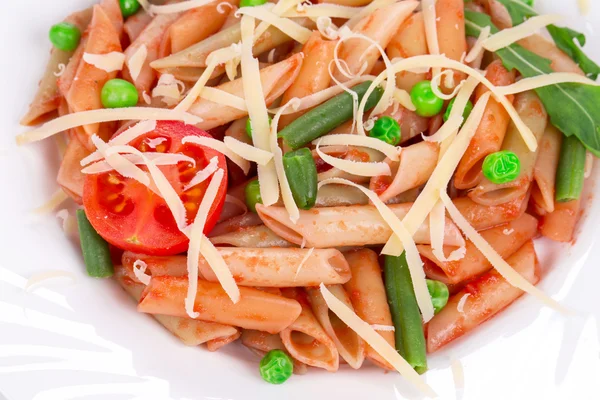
[419,214,537,284]
[123,247,351,287]
[307,285,365,369]
[124,10,153,42]
[452,194,528,231]
[241,329,308,375]
[206,331,242,351]
[114,266,239,346]
[435,0,468,89]
[314,146,386,184]
[540,199,581,243]
[343,249,395,370]
[256,203,464,248]
[138,276,302,333]
[57,137,92,203]
[209,224,294,248]
[531,125,562,214]
[386,12,429,92]
[426,241,540,353]
[98,0,124,36]
[370,141,439,203]
[315,183,369,206]
[65,5,122,149]
[280,288,340,372]
[188,54,303,130]
[319,0,372,6]
[123,13,181,97]
[454,61,516,189]
[279,32,336,128]
[518,34,585,75]
[334,1,418,81]
[468,91,548,206]
[159,0,235,57]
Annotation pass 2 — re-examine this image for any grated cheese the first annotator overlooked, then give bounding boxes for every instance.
[223,137,273,166]
[319,283,436,397]
[91,136,151,188]
[430,200,466,262]
[184,156,220,191]
[182,135,251,174]
[133,260,151,285]
[312,134,400,161]
[343,0,396,30]
[457,293,470,314]
[496,72,600,95]
[83,52,126,73]
[142,91,152,104]
[147,0,215,14]
[53,63,66,77]
[440,190,567,312]
[82,153,195,175]
[431,70,466,101]
[483,15,562,51]
[235,4,312,44]
[283,3,361,19]
[316,141,391,177]
[56,209,77,237]
[127,49,147,80]
[17,109,201,145]
[152,73,184,106]
[585,151,594,179]
[503,228,515,236]
[319,177,435,322]
[33,189,68,214]
[382,92,491,256]
[293,247,315,281]
[451,359,465,390]
[422,0,441,78]
[393,88,416,112]
[201,87,248,111]
[465,26,490,63]
[371,324,395,332]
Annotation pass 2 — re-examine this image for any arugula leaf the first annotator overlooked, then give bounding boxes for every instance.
[465,11,600,157]
[495,0,600,79]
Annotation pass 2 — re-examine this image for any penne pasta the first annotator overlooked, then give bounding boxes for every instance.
[99,0,124,36]
[279,32,336,128]
[123,247,351,287]
[419,213,538,284]
[343,249,395,370]
[452,194,528,231]
[518,34,585,76]
[57,137,93,204]
[426,241,540,352]
[314,146,386,184]
[319,0,373,6]
[280,288,340,372]
[188,54,303,130]
[306,285,366,369]
[370,141,439,202]
[314,183,369,206]
[256,203,465,248]
[241,329,308,374]
[138,276,302,333]
[334,1,418,81]
[540,199,581,243]
[206,330,242,351]
[468,91,548,206]
[209,224,294,248]
[454,60,516,189]
[386,12,429,92]
[114,265,239,346]
[124,10,153,42]
[435,0,468,90]
[531,125,563,214]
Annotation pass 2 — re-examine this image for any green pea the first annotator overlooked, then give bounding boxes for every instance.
[259,350,293,385]
[443,98,474,124]
[119,0,141,18]
[369,116,401,146]
[482,150,521,184]
[246,117,272,139]
[410,80,444,117]
[49,22,81,52]
[240,0,268,7]
[245,179,262,213]
[101,79,139,109]
[426,279,450,314]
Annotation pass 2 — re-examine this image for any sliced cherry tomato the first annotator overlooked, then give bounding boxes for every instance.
[83,121,228,255]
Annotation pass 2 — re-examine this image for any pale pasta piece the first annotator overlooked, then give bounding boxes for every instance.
[427,241,539,352]
[314,146,386,184]
[314,183,369,206]
[122,247,351,287]
[241,329,308,375]
[469,91,548,206]
[256,203,464,248]
[114,266,239,347]
[307,285,366,369]
[280,288,340,372]
[138,276,302,333]
[452,194,528,231]
[418,214,538,284]
[206,331,242,351]
[57,137,93,203]
[531,125,562,214]
[210,224,294,248]
[319,0,372,6]
[386,12,429,92]
[540,199,581,243]
[343,249,395,370]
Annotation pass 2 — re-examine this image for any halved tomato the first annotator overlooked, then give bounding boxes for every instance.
[83,121,228,255]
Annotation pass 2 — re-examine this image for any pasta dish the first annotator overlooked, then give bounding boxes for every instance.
[18,0,600,392]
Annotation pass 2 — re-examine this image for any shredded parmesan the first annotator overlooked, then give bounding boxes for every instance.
[33,189,68,214]
[142,91,152,104]
[293,247,315,281]
[316,141,391,177]
[182,135,251,174]
[496,73,600,95]
[430,200,466,262]
[343,0,396,29]
[585,151,594,179]
[319,283,436,397]
[53,63,66,77]
[393,88,416,112]
[431,70,466,100]
[56,209,77,236]
[17,109,201,145]
[91,136,151,187]
[422,0,441,78]
[503,228,515,236]
[312,134,400,161]
[235,4,312,44]
[223,137,273,166]
[319,177,435,322]
[83,52,126,73]
[133,260,151,285]
[451,359,465,390]
[146,137,167,149]
[465,26,490,63]
[147,0,216,14]
[82,153,195,175]
[24,270,76,292]
[184,156,220,191]
[152,73,184,105]
[284,3,361,19]
[483,14,563,51]
[456,293,471,314]
[440,190,567,312]
[201,87,248,111]
[371,324,395,332]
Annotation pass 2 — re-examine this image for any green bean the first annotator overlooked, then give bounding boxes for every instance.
[426,279,450,314]
[278,81,384,150]
[76,210,114,278]
[245,179,263,213]
[283,148,318,210]
[384,253,427,374]
[555,135,586,202]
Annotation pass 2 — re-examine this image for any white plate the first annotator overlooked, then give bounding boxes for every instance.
[2,1,600,399]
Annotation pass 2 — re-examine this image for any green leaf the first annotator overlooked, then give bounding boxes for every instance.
[465,10,600,157]
[494,0,600,79]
